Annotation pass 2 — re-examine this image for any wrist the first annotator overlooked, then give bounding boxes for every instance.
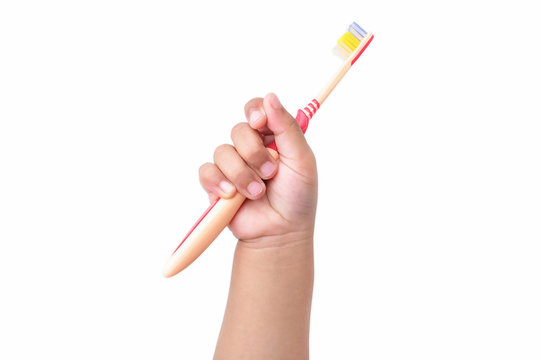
[238,229,314,250]
[234,231,314,269]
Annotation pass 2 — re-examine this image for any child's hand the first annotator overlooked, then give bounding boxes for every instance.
[198,93,317,244]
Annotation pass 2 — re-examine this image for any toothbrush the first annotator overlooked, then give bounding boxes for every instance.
[163,22,374,278]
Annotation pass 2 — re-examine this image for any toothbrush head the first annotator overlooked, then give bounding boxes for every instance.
[334,22,370,60]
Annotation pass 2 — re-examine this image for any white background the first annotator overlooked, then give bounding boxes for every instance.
[1,0,539,359]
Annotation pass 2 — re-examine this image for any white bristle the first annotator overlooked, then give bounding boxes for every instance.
[333,44,351,60]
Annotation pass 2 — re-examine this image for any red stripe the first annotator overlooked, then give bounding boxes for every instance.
[308,103,316,113]
[172,197,221,254]
[312,99,320,109]
[351,34,374,66]
[304,106,313,117]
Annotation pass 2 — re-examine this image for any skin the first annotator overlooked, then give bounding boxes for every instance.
[199,93,317,359]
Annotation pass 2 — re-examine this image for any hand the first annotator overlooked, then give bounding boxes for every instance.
[198,93,317,245]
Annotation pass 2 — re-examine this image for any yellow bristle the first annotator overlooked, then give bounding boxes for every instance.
[338,32,361,54]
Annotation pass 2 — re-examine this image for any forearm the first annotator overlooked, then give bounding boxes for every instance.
[214,232,314,360]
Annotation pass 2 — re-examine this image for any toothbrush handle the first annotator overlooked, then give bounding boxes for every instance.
[163,106,316,277]
[163,192,246,277]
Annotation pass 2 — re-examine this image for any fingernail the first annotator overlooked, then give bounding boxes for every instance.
[249,110,265,126]
[270,94,282,110]
[260,161,275,177]
[219,181,235,195]
[247,181,263,196]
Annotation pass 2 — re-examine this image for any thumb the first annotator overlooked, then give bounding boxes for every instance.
[263,93,310,159]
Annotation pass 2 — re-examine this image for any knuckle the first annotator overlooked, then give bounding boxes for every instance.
[198,162,213,175]
[244,97,263,111]
[214,144,233,160]
[230,122,247,139]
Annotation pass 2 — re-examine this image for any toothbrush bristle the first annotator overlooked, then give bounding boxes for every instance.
[333,22,368,60]
[349,22,368,40]
[339,32,361,53]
